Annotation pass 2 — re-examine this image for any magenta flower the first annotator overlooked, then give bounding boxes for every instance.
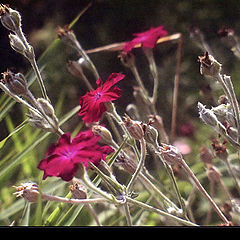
[78,73,125,124]
[38,129,114,181]
[123,26,168,53]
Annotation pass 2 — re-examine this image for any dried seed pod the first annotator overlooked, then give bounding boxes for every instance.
[1,69,28,96]
[123,114,144,140]
[13,182,39,203]
[92,125,113,145]
[158,143,184,166]
[200,145,214,165]
[0,4,21,32]
[198,52,222,77]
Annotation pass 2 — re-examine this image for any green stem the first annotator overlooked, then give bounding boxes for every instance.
[123,202,132,226]
[181,160,229,225]
[81,170,115,202]
[15,28,49,101]
[224,157,240,195]
[74,41,100,80]
[126,138,147,193]
[165,164,188,219]
[126,196,198,226]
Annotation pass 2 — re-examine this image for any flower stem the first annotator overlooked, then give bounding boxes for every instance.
[81,170,115,202]
[181,160,229,225]
[15,28,49,101]
[74,41,100,80]
[126,138,147,193]
[224,157,240,195]
[143,48,159,105]
[171,37,182,142]
[125,196,198,226]
[123,201,132,226]
[42,193,107,205]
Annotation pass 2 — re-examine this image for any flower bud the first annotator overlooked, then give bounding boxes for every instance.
[211,138,228,161]
[9,33,26,54]
[91,124,113,145]
[37,98,55,118]
[118,51,136,68]
[198,52,222,77]
[13,182,39,202]
[123,114,144,140]
[1,69,28,96]
[0,4,21,32]
[206,165,222,183]
[200,145,214,165]
[69,181,87,199]
[27,98,59,133]
[141,122,159,147]
[115,151,138,174]
[57,25,78,50]
[198,102,218,127]
[158,143,184,166]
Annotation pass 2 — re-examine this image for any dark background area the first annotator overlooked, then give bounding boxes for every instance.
[1,0,240,138]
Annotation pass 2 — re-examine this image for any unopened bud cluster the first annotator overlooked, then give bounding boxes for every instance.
[27,98,59,133]
[198,102,240,149]
[0,4,34,60]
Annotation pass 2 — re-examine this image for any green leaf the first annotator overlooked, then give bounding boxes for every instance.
[0,118,28,149]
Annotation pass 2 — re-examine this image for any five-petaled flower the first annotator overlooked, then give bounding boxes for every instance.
[123,25,168,53]
[38,129,114,181]
[78,73,124,124]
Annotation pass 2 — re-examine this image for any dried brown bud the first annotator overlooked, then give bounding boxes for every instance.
[13,182,39,202]
[218,95,229,105]
[69,181,87,199]
[116,151,138,174]
[57,25,78,50]
[158,143,184,166]
[200,146,214,165]
[206,165,222,183]
[118,51,136,68]
[0,4,21,32]
[1,69,28,96]
[211,138,228,160]
[92,125,113,145]
[198,52,222,77]
[141,122,159,147]
[123,114,144,140]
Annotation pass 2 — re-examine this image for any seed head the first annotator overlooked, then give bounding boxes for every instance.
[158,143,184,166]
[198,52,222,77]
[0,4,21,32]
[13,182,39,202]
[1,69,28,96]
[123,114,144,140]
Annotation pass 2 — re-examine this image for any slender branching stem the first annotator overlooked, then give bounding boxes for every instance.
[42,193,107,205]
[125,196,198,226]
[181,160,229,225]
[171,37,182,142]
[126,138,147,193]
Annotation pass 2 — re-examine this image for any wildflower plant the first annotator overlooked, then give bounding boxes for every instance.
[1,3,240,227]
